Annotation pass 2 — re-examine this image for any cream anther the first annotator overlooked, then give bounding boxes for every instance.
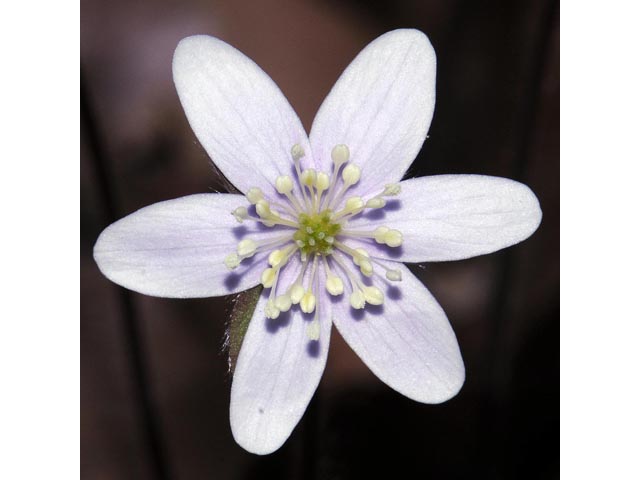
[363,286,384,305]
[331,144,350,166]
[224,253,240,270]
[300,290,316,313]
[316,172,330,192]
[326,274,344,295]
[268,249,286,267]
[289,284,305,304]
[301,169,317,187]
[366,197,386,209]
[255,200,272,218]
[265,300,280,319]
[342,163,361,186]
[232,206,249,223]
[261,268,276,288]
[237,239,258,257]
[383,183,401,196]
[386,269,402,282]
[306,320,321,341]
[246,187,264,204]
[275,294,292,312]
[349,290,366,309]
[276,175,294,194]
[344,196,365,214]
[384,229,403,247]
[291,143,305,161]
[373,226,389,243]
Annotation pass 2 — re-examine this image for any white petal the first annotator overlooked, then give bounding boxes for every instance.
[93,194,281,298]
[310,29,436,195]
[230,266,331,455]
[348,175,542,262]
[332,262,464,403]
[173,35,312,195]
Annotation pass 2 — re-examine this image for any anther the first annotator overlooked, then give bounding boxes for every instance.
[237,239,258,257]
[301,169,317,187]
[291,144,305,161]
[275,294,292,312]
[349,290,366,309]
[289,283,305,304]
[300,290,316,313]
[246,187,264,204]
[306,320,321,341]
[363,286,384,305]
[276,175,294,194]
[382,183,401,196]
[232,206,249,223]
[316,172,330,192]
[365,197,386,209]
[326,274,344,295]
[224,253,240,270]
[385,269,402,282]
[255,199,272,218]
[265,300,280,319]
[331,144,350,166]
[341,163,361,186]
[261,268,277,288]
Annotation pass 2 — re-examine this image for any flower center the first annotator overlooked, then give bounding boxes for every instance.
[293,211,340,259]
[224,143,404,339]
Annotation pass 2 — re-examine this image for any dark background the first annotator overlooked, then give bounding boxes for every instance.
[81,0,559,478]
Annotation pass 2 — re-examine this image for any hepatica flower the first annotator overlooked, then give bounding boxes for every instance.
[94,29,541,454]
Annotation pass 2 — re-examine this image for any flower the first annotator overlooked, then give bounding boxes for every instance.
[93,29,542,455]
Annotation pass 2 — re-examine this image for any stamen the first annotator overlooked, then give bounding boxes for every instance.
[290,143,312,210]
[365,197,386,209]
[246,187,264,204]
[323,256,344,296]
[382,183,401,196]
[224,253,240,270]
[306,319,321,341]
[232,206,249,223]
[237,239,258,257]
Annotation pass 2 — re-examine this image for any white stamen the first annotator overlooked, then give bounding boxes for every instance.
[291,144,305,161]
[301,169,317,188]
[326,274,344,295]
[316,172,330,192]
[232,206,249,223]
[331,144,350,166]
[383,183,401,196]
[341,163,361,186]
[363,286,384,305]
[300,290,316,313]
[349,290,366,309]
[246,187,264,204]
[306,320,321,341]
[276,175,294,194]
[385,269,402,282]
[265,300,280,319]
[261,268,276,288]
[289,283,305,304]
[275,294,292,312]
[237,239,258,257]
[224,253,240,270]
[365,197,386,209]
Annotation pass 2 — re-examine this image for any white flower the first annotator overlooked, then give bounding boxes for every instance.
[93,30,542,455]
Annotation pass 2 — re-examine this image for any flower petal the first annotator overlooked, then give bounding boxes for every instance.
[331,262,464,403]
[173,35,312,195]
[347,175,542,262]
[309,29,436,195]
[230,264,331,454]
[93,193,283,298]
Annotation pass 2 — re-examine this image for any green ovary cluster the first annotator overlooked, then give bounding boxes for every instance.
[293,210,341,256]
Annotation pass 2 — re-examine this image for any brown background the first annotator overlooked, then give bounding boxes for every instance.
[81,0,559,478]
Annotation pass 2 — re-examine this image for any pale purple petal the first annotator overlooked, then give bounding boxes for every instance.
[309,29,436,196]
[346,175,542,262]
[331,262,464,403]
[173,36,312,196]
[93,193,286,298]
[230,262,331,455]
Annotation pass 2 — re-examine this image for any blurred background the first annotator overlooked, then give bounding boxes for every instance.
[81,0,558,478]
